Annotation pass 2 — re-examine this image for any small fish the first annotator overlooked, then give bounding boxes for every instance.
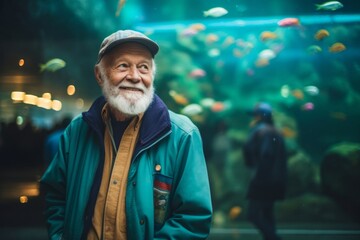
[229,206,242,220]
[260,31,278,41]
[115,0,126,17]
[314,29,330,40]
[292,89,304,100]
[222,36,235,48]
[203,7,228,17]
[329,42,346,53]
[301,102,314,111]
[233,48,244,58]
[200,98,215,108]
[208,48,220,57]
[169,90,189,105]
[277,18,300,27]
[189,23,206,31]
[304,86,319,96]
[206,33,219,44]
[307,45,322,55]
[281,126,297,138]
[211,102,225,112]
[189,68,206,78]
[255,58,269,68]
[180,28,199,37]
[258,49,276,60]
[280,85,291,98]
[316,1,343,11]
[40,58,66,72]
[181,104,203,116]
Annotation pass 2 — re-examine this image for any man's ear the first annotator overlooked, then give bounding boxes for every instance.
[94,65,103,85]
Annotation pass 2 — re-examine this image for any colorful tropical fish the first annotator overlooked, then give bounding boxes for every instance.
[277,18,300,27]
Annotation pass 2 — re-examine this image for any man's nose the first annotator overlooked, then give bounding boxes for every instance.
[126,67,141,81]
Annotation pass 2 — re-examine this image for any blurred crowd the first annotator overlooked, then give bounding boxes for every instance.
[0,117,70,169]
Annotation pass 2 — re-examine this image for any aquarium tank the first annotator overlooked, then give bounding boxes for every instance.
[0,0,360,239]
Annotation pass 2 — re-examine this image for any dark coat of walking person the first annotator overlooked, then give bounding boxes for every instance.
[41,29,212,240]
[243,102,287,240]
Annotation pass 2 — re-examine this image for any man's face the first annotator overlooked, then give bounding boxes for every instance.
[96,42,155,118]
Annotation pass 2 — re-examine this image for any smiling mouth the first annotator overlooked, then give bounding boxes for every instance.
[119,86,144,93]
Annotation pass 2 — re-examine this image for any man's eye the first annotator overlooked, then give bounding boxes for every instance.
[117,63,128,69]
[139,65,149,70]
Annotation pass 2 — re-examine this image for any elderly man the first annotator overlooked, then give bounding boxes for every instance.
[41,30,212,240]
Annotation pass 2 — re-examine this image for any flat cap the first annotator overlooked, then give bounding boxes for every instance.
[97,30,159,63]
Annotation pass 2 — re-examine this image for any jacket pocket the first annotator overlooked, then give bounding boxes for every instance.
[153,173,172,226]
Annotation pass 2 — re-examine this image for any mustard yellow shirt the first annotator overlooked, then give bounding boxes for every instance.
[87,104,143,240]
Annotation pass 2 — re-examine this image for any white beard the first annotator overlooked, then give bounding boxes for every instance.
[101,75,154,116]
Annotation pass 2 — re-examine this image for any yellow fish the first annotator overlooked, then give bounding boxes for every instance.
[292,89,304,100]
[329,42,346,53]
[40,58,66,72]
[260,31,278,41]
[115,0,126,17]
[189,23,206,31]
[169,90,189,105]
[281,126,297,138]
[314,29,330,40]
[229,206,242,220]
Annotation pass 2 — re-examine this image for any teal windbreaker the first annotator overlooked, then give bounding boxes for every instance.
[41,95,213,239]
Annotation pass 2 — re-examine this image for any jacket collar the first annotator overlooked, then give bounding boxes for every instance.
[82,94,172,148]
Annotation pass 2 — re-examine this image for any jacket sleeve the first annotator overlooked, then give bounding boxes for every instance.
[40,132,68,240]
[155,128,213,239]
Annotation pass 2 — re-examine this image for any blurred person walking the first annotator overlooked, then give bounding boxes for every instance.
[41,30,212,240]
[43,116,72,169]
[243,102,287,240]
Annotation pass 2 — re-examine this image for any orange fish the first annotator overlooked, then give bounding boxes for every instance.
[206,33,219,44]
[169,90,189,105]
[211,102,225,112]
[189,23,206,31]
[229,206,242,220]
[222,36,235,48]
[281,126,297,138]
[292,89,304,100]
[233,48,244,58]
[314,29,330,40]
[277,18,300,27]
[255,58,269,67]
[260,31,277,41]
[329,42,346,53]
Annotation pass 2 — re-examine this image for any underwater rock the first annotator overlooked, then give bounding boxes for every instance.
[287,151,320,198]
[277,193,350,222]
[321,142,360,221]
